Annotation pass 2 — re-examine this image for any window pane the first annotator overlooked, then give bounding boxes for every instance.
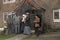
[54,12,59,19]
[4,13,8,22]
[4,0,6,2]
[4,14,7,21]
[8,0,11,1]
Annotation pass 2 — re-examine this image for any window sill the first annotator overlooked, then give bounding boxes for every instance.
[53,19,60,22]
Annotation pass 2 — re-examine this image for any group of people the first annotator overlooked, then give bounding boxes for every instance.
[7,12,41,36]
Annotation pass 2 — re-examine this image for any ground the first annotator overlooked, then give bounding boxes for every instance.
[0,34,15,40]
[6,32,60,40]
[6,34,28,40]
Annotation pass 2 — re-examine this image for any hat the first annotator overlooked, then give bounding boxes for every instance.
[26,12,30,14]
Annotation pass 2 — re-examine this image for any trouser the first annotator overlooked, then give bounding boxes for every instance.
[35,27,40,36]
[15,24,20,34]
[21,22,25,33]
[8,23,13,34]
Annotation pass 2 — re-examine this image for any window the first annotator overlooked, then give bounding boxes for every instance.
[3,12,15,23]
[54,12,59,19]
[3,12,8,23]
[3,0,16,4]
[53,9,60,22]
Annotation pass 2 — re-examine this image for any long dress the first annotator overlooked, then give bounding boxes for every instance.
[23,14,31,35]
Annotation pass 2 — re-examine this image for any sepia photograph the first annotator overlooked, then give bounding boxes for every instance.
[0,0,60,40]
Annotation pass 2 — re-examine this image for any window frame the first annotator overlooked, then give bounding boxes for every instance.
[3,12,15,23]
[53,9,60,22]
[3,12,8,23]
[3,0,16,4]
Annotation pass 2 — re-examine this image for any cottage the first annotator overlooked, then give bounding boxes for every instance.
[0,0,60,33]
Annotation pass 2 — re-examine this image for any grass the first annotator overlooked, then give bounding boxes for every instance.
[0,34,15,40]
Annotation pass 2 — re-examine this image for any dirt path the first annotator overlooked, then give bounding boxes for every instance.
[6,32,60,40]
[6,34,28,40]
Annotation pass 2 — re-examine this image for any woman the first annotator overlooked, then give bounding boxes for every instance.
[34,15,40,36]
[23,12,31,35]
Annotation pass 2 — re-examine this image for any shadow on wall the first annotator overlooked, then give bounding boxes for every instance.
[43,23,52,32]
[43,22,60,33]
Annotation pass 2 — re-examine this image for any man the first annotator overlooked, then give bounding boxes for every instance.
[7,15,13,34]
[13,13,20,34]
[21,14,27,33]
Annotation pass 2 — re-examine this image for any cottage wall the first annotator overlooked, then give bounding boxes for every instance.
[0,0,23,28]
[0,0,60,29]
[36,0,60,29]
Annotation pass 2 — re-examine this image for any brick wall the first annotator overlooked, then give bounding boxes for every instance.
[32,0,60,29]
[0,0,23,28]
[0,0,60,29]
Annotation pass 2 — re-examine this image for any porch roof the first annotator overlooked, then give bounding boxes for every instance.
[14,0,45,15]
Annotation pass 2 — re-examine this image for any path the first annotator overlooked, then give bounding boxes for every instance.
[6,32,60,40]
[6,34,28,40]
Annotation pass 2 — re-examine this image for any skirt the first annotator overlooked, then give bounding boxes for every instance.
[24,26,31,35]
